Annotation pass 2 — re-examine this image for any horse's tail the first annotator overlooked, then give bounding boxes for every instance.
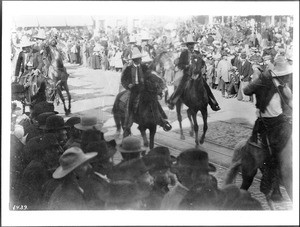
[112,90,127,132]
[223,139,248,186]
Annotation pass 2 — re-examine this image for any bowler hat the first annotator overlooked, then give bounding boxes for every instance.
[53,147,97,179]
[36,112,56,128]
[143,146,176,170]
[74,115,107,132]
[40,115,69,131]
[107,158,151,182]
[85,141,116,162]
[117,136,145,154]
[271,56,293,77]
[31,101,58,119]
[173,148,216,172]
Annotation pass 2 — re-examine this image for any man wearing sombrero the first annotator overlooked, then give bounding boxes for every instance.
[121,47,148,137]
[243,56,292,201]
[167,34,220,111]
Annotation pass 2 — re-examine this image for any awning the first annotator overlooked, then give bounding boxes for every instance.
[13,16,39,27]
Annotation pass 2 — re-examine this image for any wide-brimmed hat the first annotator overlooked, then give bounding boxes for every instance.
[117,136,145,154]
[85,141,116,162]
[271,56,293,77]
[74,115,107,132]
[36,112,56,129]
[142,146,176,171]
[34,29,47,40]
[184,34,198,45]
[128,47,146,60]
[31,101,58,119]
[172,148,216,172]
[107,158,151,182]
[19,36,35,48]
[53,147,97,179]
[40,115,69,131]
[65,116,81,128]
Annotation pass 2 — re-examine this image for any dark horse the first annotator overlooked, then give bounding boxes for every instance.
[174,54,209,145]
[44,44,71,115]
[112,53,170,149]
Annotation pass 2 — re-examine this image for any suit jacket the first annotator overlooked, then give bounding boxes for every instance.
[121,63,147,90]
[15,49,44,78]
[238,60,253,82]
[177,49,192,70]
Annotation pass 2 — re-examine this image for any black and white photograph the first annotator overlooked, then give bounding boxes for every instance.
[2,1,299,226]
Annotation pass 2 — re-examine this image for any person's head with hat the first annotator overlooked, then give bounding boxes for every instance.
[74,115,107,134]
[40,115,69,147]
[117,136,146,162]
[142,146,177,189]
[63,116,81,148]
[19,36,35,53]
[171,148,216,189]
[80,128,106,152]
[271,55,293,78]
[30,101,58,121]
[129,47,146,66]
[33,29,47,48]
[85,140,116,175]
[184,34,198,53]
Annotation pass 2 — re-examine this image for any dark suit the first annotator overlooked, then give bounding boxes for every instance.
[238,60,253,82]
[121,63,147,136]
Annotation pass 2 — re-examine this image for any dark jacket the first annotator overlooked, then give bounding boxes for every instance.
[238,60,253,82]
[121,63,147,90]
[177,49,192,70]
[15,49,44,78]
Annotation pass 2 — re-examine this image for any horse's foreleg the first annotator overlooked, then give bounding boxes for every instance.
[176,101,185,140]
[199,108,208,144]
[149,125,157,149]
[240,167,257,191]
[63,82,71,115]
[139,127,149,148]
[56,87,68,115]
[187,109,194,137]
[190,111,199,145]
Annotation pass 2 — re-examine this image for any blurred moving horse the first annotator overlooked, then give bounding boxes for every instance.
[44,44,71,115]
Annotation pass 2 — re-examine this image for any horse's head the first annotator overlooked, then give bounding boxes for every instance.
[190,54,204,76]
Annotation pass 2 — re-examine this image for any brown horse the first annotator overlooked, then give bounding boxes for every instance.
[44,44,71,115]
[174,54,209,145]
[224,137,293,210]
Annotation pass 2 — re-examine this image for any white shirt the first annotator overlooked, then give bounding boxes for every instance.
[257,92,282,117]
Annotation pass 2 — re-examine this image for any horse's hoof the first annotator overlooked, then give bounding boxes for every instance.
[180,135,185,140]
[200,137,205,144]
[270,191,283,202]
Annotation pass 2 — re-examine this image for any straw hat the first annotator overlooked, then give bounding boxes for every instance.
[271,56,293,77]
[74,115,107,132]
[128,47,146,60]
[128,35,137,44]
[34,29,47,40]
[53,147,97,179]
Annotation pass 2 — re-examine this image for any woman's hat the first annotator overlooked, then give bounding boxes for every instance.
[34,29,47,40]
[107,158,151,182]
[117,136,145,154]
[142,146,176,171]
[128,35,137,44]
[40,115,69,131]
[184,34,198,45]
[271,56,293,77]
[85,141,116,162]
[53,147,97,179]
[173,148,216,172]
[129,47,146,60]
[74,115,107,132]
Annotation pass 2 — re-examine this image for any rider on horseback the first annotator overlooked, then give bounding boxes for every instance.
[244,56,292,199]
[167,34,221,111]
[121,47,172,137]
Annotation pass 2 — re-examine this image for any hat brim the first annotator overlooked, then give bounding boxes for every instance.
[172,162,216,172]
[129,53,147,60]
[117,144,146,154]
[74,123,108,133]
[271,68,293,77]
[53,152,97,179]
